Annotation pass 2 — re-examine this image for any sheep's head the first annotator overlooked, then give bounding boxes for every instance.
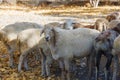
[95,30,119,51]
[106,14,117,22]
[40,25,55,42]
[62,19,74,30]
[95,30,111,42]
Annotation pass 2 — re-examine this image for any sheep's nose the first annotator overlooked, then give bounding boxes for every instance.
[45,37,49,41]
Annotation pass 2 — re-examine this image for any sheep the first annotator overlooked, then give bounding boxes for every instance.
[94,29,119,80]
[40,27,100,80]
[0,22,42,68]
[108,20,120,29]
[17,28,49,73]
[17,28,53,77]
[44,19,74,30]
[106,12,120,22]
[94,18,109,32]
[112,35,120,80]
[73,18,108,32]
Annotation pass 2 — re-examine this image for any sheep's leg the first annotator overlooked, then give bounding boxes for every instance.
[18,51,28,72]
[95,52,102,80]
[112,54,119,80]
[46,56,52,77]
[23,57,29,71]
[104,54,113,80]
[41,56,46,77]
[39,48,46,77]
[8,49,15,68]
[88,54,93,80]
[59,60,65,80]
[35,52,40,61]
[45,56,50,76]
[5,44,15,68]
[64,59,71,80]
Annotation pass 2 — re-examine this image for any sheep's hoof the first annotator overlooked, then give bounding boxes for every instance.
[10,65,15,68]
[18,69,21,72]
[24,67,29,71]
[40,73,47,78]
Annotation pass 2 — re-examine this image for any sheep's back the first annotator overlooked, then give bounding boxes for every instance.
[54,28,100,59]
[2,22,42,41]
[18,28,43,53]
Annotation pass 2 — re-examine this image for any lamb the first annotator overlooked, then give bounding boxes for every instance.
[17,28,51,75]
[17,28,53,77]
[40,27,100,80]
[112,35,120,80]
[94,30,119,80]
[0,22,42,68]
[106,12,120,22]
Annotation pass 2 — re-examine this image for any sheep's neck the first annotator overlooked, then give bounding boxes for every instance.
[48,30,59,53]
[49,36,56,48]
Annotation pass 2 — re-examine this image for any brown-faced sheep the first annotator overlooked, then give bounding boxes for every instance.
[106,12,120,22]
[94,30,119,80]
[0,22,42,68]
[40,27,100,80]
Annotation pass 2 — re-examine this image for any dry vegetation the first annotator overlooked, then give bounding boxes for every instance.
[0,3,120,80]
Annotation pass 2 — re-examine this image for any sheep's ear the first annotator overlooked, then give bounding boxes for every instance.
[51,28,57,46]
[40,28,44,36]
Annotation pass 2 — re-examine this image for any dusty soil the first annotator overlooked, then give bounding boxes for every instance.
[0,4,120,80]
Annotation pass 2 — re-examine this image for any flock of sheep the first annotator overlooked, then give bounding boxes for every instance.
[0,11,120,80]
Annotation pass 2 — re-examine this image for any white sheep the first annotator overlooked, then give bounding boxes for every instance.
[17,28,52,77]
[112,35,120,80]
[0,22,42,68]
[40,27,100,80]
[62,19,74,30]
[106,12,120,22]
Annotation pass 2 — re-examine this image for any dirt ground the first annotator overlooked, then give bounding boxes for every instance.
[0,4,120,80]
